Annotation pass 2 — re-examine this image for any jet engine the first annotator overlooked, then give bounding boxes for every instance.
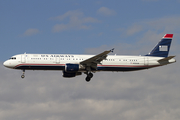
[63,63,83,78]
[65,63,79,72]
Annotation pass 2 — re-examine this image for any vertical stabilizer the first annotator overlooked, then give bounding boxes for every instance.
[146,34,173,57]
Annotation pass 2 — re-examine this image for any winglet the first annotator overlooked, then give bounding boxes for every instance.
[110,48,115,53]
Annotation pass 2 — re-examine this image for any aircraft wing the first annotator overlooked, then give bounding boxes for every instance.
[80,48,114,69]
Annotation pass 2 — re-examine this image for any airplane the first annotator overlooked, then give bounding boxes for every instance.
[3,34,176,82]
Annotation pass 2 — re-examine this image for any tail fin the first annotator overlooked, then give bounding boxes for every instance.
[146,34,173,57]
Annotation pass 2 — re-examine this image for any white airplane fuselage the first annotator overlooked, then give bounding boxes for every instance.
[3,53,175,71]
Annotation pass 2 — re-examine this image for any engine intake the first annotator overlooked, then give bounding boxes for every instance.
[65,63,79,72]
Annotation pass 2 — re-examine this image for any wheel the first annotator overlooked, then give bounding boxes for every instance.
[85,76,91,82]
[21,75,25,78]
[88,73,93,78]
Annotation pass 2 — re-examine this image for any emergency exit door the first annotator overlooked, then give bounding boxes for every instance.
[21,54,26,63]
[144,57,148,66]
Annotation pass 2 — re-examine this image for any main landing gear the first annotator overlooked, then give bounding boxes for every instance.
[21,69,25,78]
[85,72,93,82]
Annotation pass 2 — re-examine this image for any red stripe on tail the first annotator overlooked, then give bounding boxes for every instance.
[163,34,173,38]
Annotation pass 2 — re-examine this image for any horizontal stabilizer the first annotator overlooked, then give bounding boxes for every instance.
[158,56,175,62]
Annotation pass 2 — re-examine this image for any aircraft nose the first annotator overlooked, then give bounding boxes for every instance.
[3,60,12,68]
[3,61,8,67]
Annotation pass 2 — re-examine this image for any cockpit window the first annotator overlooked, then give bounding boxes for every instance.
[9,57,16,60]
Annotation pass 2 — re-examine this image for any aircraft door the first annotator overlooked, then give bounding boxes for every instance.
[56,56,60,64]
[21,54,26,63]
[144,57,148,66]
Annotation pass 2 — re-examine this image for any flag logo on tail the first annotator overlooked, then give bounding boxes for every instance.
[159,45,168,51]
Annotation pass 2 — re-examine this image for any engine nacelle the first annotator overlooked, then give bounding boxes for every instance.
[65,63,79,72]
[63,63,84,78]
[63,71,82,78]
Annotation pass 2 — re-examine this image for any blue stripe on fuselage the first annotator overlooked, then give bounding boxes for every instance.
[15,65,65,70]
[15,64,151,71]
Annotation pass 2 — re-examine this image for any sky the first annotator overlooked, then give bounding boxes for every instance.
[0,0,180,120]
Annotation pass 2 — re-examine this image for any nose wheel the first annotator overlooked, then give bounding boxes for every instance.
[21,69,25,78]
[21,74,25,78]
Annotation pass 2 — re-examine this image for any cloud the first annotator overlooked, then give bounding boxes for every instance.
[0,45,179,120]
[114,16,180,57]
[142,0,159,1]
[50,10,100,32]
[22,28,40,36]
[98,32,103,36]
[126,24,143,36]
[120,16,180,36]
[145,16,180,32]
[97,7,116,16]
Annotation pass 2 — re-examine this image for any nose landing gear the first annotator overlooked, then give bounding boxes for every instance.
[21,69,25,78]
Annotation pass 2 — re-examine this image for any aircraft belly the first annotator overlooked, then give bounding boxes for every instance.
[97,66,148,71]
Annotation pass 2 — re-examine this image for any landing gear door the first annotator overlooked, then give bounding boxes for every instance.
[21,54,26,63]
